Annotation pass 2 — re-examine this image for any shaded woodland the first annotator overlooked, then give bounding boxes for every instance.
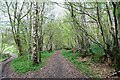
[0,0,120,78]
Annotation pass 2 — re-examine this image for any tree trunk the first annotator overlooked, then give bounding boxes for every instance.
[112,2,120,71]
[28,2,32,55]
[117,2,120,38]
[32,1,39,65]
[15,35,23,56]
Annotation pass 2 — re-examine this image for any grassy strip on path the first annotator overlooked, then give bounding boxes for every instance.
[0,58,9,62]
[11,51,53,74]
[0,54,10,62]
[62,49,100,78]
[0,58,7,62]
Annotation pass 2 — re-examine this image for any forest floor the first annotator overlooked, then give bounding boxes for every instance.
[1,51,86,78]
[62,50,115,78]
[77,57,114,78]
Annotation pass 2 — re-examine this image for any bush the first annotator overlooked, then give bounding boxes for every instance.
[90,44,105,56]
[90,43,105,62]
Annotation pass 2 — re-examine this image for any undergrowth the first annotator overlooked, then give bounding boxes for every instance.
[11,51,52,74]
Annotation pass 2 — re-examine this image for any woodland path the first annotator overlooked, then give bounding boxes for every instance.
[2,51,86,78]
[0,53,17,79]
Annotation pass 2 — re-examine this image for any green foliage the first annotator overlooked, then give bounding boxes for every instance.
[11,51,52,73]
[3,45,18,54]
[90,43,105,63]
[90,43,105,56]
[62,50,99,77]
[113,50,120,70]
[0,54,10,62]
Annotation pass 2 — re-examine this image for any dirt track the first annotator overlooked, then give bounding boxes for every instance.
[2,51,86,78]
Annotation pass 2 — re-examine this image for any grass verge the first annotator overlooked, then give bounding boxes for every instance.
[11,51,53,74]
[62,49,100,78]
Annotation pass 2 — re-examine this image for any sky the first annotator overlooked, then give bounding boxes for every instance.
[0,0,66,37]
[52,0,65,19]
[0,0,65,21]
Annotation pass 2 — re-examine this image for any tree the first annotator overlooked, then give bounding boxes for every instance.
[32,1,39,64]
[5,0,30,56]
